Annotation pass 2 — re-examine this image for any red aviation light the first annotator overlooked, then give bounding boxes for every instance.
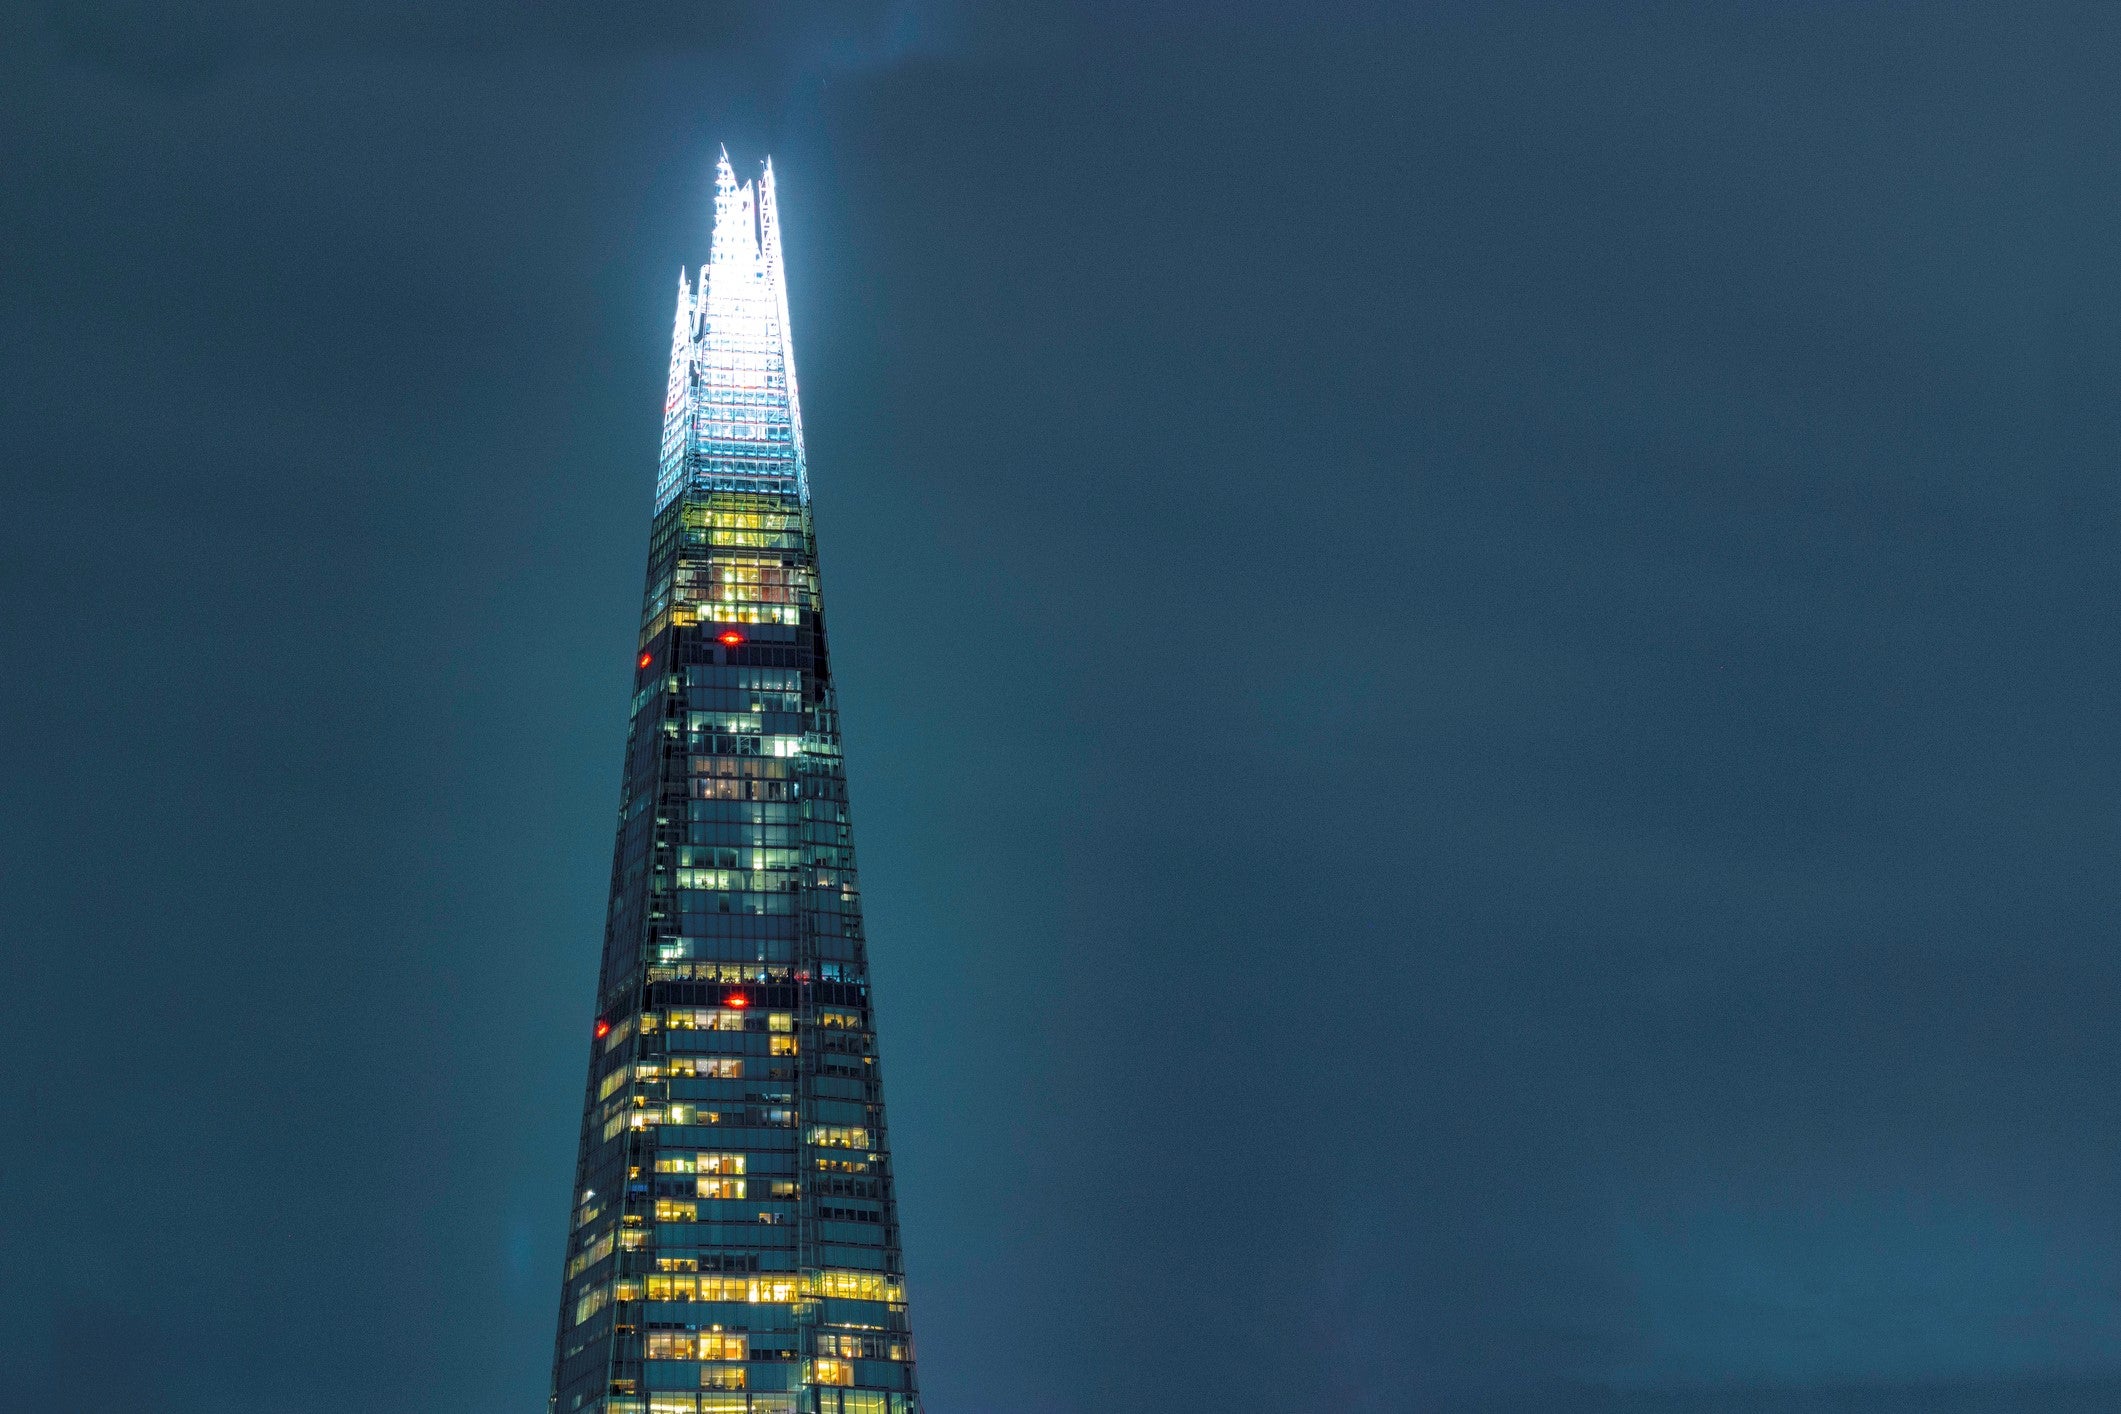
[594,1018,612,1039]
[717,629,745,647]
[637,651,653,669]
[725,993,749,1010]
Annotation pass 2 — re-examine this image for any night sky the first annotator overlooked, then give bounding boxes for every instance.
[4,4,2119,1411]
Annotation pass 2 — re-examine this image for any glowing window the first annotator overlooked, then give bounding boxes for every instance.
[807,1125,871,1150]
[567,1230,614,1279]
[806,1269,903,1303]
[666,1056,742,1079]
[751,1275,799,1302]
[699,1331,748,1360]
[666,1008,750,1032]
[646,1331,696,1359]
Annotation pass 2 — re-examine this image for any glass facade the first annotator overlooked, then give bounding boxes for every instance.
[550,152,920,1414]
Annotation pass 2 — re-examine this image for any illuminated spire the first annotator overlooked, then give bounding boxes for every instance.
[656,150,806,509]
[654,269,695,510]
[759,158,808,497]
[668,267,695,393]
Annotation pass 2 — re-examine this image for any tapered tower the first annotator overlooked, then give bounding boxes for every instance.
[550,151,920,1414]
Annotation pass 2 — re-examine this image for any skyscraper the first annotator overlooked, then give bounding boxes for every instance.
[549,151,920,1414]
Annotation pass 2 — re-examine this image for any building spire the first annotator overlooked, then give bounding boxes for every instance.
[667,266,694,392]
[654,267,697,510]
[672,266,693,334]
[655,148,808,510]
[758,158,807,499]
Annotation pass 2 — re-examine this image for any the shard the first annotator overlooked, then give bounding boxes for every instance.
[550,151,921,1414]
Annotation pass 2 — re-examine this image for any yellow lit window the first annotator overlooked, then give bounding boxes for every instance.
[645,1274,697,1300]
[666,1008,749,1031]
[646,1331,697,1359]
[567,1230,614,1279]
[702,1367,747,1391]
[770,1036,798,1057]
[807,1126,871,1150]
[704,558,802,605]
[816,1334,906,1364]
[656,1155,698,1175]
[573,1283,609,1325]
[682,1274,800,1303]
[768,1012,795,1033]
[808,1269,890,1301]
[809,1358,853,1387]
[655,1199,697,1222]
[698,1331,748,1360]
[698,1152,746,1174]
[698,1177,745,1199]
[805,1270,901,1303]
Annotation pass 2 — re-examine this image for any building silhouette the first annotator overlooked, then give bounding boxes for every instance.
[550,151,920,1414]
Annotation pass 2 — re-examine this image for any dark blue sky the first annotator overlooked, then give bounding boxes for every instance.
[3,4,2118,1411]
